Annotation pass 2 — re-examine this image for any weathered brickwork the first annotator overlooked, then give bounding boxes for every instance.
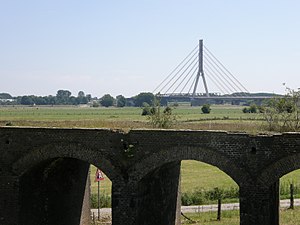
[1,127,300,225]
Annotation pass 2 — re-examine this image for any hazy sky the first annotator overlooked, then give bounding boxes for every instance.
[1,0,299,97]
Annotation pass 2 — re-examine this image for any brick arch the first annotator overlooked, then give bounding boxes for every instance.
[129,145,253,186]
[258,152,300,187]
[12,143,123,184]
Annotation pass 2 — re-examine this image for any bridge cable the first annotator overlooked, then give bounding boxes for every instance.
[204,52,244,96]
[180,63,199,94]
[204,45,249,94]
[204,65,232,94]
[204,66,230,95]
[204,55,238,94]
[153,45,199,94]
[187,75,197,94]
[204,46,249,95]
[164,52,199,94]
[158,48,199,94]
[204,46,246,94]
[171,59,199,95]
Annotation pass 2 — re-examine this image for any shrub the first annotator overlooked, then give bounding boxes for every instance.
[141,103,152,116]
[201,104,211,114]
[146,97,177,128]
[90,193,111,208]
[242,107,249,113]
[249,104,257,113]
[181,187,239,206]
[243,104,258,113]
[263,87,300,132]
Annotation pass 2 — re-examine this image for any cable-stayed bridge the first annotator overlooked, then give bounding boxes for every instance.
[153,40,275,105]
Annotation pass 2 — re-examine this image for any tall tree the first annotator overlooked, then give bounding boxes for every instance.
[77,91,88,104]
[116,95,126,107]
[56,90,72,104]
[20,96,34,105]
[0,93,13,99]
[100,94,115,107]
[134,92,155,107]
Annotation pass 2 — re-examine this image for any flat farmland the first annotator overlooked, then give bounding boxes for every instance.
[0,105,264,132]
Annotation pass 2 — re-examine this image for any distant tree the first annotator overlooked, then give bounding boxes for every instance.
[34,96,47,105]
[201,104,211,114]
[86,94,92,102]
[76,91,88,104]
[56,90,72,104]
[100,94,115,107]
[78,91,85,98]
[134,92,155,107]
[116,95,126,107]
[40,95,56,105]
[0,93,13,99]
[69,96,77,105]
[20,96,34,105]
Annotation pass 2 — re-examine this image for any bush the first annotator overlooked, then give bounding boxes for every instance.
[243,104,258,113]
[242,107,249,113]
[201,104,211,114]
[181,187,239,206]
[181,189,205,206]
[145,97,178,128]
[90,193,111,208]
[263,87,300,132]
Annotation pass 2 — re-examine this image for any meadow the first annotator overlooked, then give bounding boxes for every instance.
[1,104,300,205]
[0,104,264,132]
[181,207,300,225]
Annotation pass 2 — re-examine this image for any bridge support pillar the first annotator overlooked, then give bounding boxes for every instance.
[0,175,20,225]
[111,184,137,225]
[240,180,279,225]
[136,161,181,225]
[112,161,181,225]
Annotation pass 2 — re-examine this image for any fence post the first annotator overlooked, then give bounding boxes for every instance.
[289,183,294,210]
[92,212,95,224]
[217,198,221,221]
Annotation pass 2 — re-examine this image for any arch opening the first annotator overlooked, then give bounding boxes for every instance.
[19,157,113,225]
[279,169,300,224]
[135,159,240,225]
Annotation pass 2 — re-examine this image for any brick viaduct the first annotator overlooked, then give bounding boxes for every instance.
[1,127,300,225]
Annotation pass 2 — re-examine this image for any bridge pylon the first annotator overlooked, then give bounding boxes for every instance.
[153,39,250,100]
[192,39,209,98]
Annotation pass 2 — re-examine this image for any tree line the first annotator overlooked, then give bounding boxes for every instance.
[0,90,156,107]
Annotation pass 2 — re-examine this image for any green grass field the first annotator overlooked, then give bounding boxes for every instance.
[181,207,300,225]
[0,105,264,132]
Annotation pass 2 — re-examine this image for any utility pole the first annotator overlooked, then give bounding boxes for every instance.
[192,39,209,97]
